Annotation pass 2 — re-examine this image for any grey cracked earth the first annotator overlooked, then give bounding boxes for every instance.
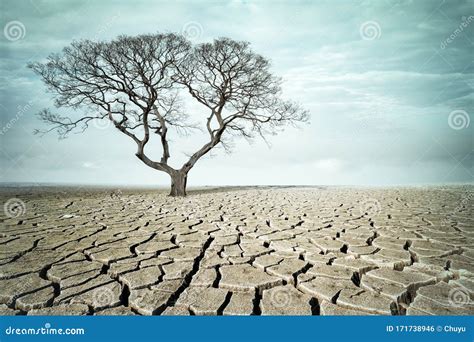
[0,186,473,316]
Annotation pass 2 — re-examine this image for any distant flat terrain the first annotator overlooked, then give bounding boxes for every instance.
[0,185,472,316]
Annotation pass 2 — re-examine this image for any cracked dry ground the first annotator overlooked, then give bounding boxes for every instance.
[0,186,473,316]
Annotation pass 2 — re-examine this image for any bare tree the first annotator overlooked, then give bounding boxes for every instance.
[30,33,308,196]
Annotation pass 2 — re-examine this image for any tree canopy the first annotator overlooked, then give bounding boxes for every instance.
[30,33,309,196]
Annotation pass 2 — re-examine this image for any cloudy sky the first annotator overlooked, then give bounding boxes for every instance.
[0,0,472,187]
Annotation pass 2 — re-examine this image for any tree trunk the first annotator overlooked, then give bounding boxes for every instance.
[169,171,187,197]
